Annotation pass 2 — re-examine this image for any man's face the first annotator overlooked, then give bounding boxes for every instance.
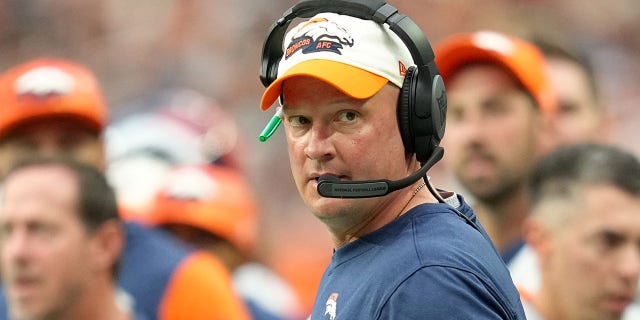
[545,57,606,145]
[541,184,640,320]
[280,76,408,233]
[441,64,545,202]
[0,118,105,179]
[0,165,96,319]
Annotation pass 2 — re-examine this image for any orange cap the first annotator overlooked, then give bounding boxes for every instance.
[435,31,556,113]
[0,58,108,138]
[144,164,258,253]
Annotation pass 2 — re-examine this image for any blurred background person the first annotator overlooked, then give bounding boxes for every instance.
[530,36,613,146]
[434,30,557,265]
[0,57,251,320]
[104,87,245,219]
[103,87,305,319]
[522,143,640,320]
[0,157,140,320]
[505,32,620,296]
[140,164,304,320]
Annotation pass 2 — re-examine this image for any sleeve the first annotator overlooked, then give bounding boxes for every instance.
[158,251,251,320]
[378,266,518,320]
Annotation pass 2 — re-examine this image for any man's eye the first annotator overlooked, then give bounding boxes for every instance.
[0,224,11,240]
[599,231,624,249]
[288,115,310,126]
[338,111,358,122]
[558,102,579,115]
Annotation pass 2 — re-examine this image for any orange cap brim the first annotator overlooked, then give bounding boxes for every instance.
[437,46,534,95]
[260,59,388,110]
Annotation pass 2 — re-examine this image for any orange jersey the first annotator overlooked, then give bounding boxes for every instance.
[160,251,250,320]
[119,222,250,320]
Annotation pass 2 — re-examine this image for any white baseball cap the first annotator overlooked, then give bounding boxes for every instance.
[260,12,414,110]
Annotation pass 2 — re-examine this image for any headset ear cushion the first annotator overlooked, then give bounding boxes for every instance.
[397,66,416,155]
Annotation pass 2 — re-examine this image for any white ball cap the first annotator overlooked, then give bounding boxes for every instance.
[260,12,414,110]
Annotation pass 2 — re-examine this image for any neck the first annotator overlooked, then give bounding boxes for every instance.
[532,281,563,320]
[328,180,437,248]
[473,184,529,254]
[59,277,131,320]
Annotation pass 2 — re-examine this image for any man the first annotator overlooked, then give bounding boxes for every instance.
[506,35,617,294]
[521,143,640,320]
[141,164,304,320]
[257,2,525,319]
[434,31,557,263]
[0,58,250,320]
[104,87,244,219]
[0,157,139,320]
[532,37,611,146]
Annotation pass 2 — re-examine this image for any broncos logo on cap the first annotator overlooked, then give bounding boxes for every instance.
[285,17,354,59]
[15,67,75,98]
[163,166,219,202]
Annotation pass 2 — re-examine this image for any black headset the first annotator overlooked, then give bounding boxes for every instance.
[259,0,447,164]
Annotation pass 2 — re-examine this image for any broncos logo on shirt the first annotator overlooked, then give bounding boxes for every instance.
[323,293,338,320]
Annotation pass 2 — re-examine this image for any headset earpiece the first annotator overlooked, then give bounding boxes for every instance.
[397,66,416,156]
[430,73,447,144]
[397,63,446,163]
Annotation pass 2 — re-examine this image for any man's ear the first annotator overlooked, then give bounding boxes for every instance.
[598,106,616,144]
[535,112,559,156]
[96,138,108,172]
[90,220,125,274]
[522,217,552,268]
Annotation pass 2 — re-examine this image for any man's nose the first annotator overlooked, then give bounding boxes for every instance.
[304,124,336,161]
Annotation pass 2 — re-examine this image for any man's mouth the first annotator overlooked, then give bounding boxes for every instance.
[311,173,347,182]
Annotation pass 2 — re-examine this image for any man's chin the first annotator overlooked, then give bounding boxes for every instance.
[309,196,356,222]
[460,176,495,194]
[309,198,343,217]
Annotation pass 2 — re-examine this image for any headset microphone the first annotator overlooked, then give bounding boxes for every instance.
[317,146,444,198]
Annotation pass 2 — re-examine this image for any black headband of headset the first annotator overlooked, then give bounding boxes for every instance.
[259,0,436,87]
